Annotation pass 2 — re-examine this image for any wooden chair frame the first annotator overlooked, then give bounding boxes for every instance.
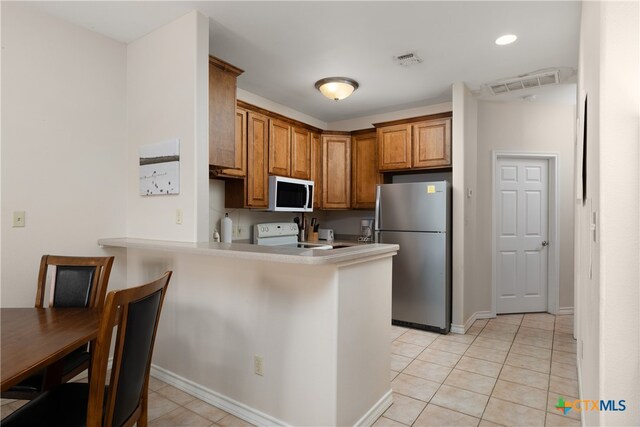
[87,272,171,427]
[35,255,115,310]
[2,255,115,400]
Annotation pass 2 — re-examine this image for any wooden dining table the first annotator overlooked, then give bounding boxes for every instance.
[1,307,101,392]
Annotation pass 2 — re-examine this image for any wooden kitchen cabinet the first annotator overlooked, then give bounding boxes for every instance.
[246,111,270,208]
[219,108,247,178]
[310,132,322,208]
[351,131,380,209]
[269,119,291,176]
[209,56,244,169]
[375,113,452,172]
[377,123,412,171]
[291,126,311,180]
[412,118,451,168]
[322,134,351,209]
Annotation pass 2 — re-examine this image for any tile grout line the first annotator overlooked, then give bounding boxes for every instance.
[406,318,491,425]
[477,316,521,423]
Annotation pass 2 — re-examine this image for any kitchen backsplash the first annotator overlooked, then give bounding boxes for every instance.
[210,173,451,242]
[210,180,328,241]
[322,210,375,236]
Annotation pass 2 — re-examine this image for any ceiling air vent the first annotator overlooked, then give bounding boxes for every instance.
[394,52,423,67]
[488,70,560,95]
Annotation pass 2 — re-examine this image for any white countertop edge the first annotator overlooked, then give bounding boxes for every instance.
[98,237,398,265]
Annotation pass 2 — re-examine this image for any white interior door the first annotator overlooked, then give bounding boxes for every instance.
[496,158,549,313]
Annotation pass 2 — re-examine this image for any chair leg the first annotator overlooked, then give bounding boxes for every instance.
[138,391,149,427]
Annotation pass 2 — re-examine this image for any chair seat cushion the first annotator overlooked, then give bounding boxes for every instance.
[63,347,90,375]
[4,372,44,393]
[2,346,90,398]
[2,383,91,427]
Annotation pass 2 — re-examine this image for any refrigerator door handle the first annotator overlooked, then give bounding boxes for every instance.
[375,185,381,233]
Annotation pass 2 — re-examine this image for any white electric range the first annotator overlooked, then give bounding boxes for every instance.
[253,222,332,249]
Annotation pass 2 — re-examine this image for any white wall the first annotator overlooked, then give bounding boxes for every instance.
[127,248,393,426]
[472,101,576,318]
[237,88,327,130]
[461,85,479,325]
[576,2,639,425]
[126,11,209,242]
[0,3,127,306]
[451,83,471,328]
[328,102,452,131]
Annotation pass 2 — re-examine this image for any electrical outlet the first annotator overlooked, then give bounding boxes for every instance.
[175,209,183,225]
[254,355,264,376]
[12,211,25,228]
[233,226,243,237]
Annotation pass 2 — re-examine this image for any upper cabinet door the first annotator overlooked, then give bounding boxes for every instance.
[322,135,351,209]
[209,56,243,169]
[291,126,311,180]
[377,124,412,171]
[412,118,451,168]
[269,119,291,176]
[247,112,269,208]
[220,108,247,177]
[351,132,380,209]
[310,132,322,209]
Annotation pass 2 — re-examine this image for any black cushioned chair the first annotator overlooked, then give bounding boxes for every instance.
[2,271,172,427]
[1,255,114,400]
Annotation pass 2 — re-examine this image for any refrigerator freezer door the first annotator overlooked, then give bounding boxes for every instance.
[376,182,448,232]
[379,230,449,330]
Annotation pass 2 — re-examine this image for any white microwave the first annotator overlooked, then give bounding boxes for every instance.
[268,176,314,212]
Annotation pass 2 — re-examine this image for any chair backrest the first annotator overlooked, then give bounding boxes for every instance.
[86,272,172,427]
[35,255,115,309]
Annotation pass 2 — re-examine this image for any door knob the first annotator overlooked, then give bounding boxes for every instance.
[541,240,549,247]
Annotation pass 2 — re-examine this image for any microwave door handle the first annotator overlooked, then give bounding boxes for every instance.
[305,185,310,209]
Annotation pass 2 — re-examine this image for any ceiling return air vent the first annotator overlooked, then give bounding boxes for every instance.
[393,51,423,67]
[488,69,560,95]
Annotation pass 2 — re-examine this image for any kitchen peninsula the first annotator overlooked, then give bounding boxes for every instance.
[99,238,398,426]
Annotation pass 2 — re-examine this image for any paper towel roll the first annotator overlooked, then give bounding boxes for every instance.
[221,213,232,243]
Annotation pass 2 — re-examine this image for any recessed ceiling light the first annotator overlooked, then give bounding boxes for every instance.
[495,34,518,46]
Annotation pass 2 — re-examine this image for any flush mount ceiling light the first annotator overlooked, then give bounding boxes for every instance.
[314,77,359,101]
[495,34,518,45]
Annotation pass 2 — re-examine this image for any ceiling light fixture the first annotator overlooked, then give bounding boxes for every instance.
[495,34,518,45]
[314,77,359,101]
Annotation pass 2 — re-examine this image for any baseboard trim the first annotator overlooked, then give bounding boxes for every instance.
[450,311,495,334]
[557,307,574,315]
[150,364,289,427]
[151,365,389,427]
[354,389,393,427]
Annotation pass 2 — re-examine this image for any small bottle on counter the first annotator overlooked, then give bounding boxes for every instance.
[221,213,232,243]
[213,229,220,242]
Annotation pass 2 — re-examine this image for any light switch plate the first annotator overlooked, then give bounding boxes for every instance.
[12,211,25,227]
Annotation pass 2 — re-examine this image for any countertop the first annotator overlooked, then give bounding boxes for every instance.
[98,237,398,265]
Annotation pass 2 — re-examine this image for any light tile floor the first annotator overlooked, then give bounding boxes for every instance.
[379,313,579,427]
[1,314,578,427]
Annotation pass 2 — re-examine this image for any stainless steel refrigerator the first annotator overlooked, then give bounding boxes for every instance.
[375,181,451,333]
